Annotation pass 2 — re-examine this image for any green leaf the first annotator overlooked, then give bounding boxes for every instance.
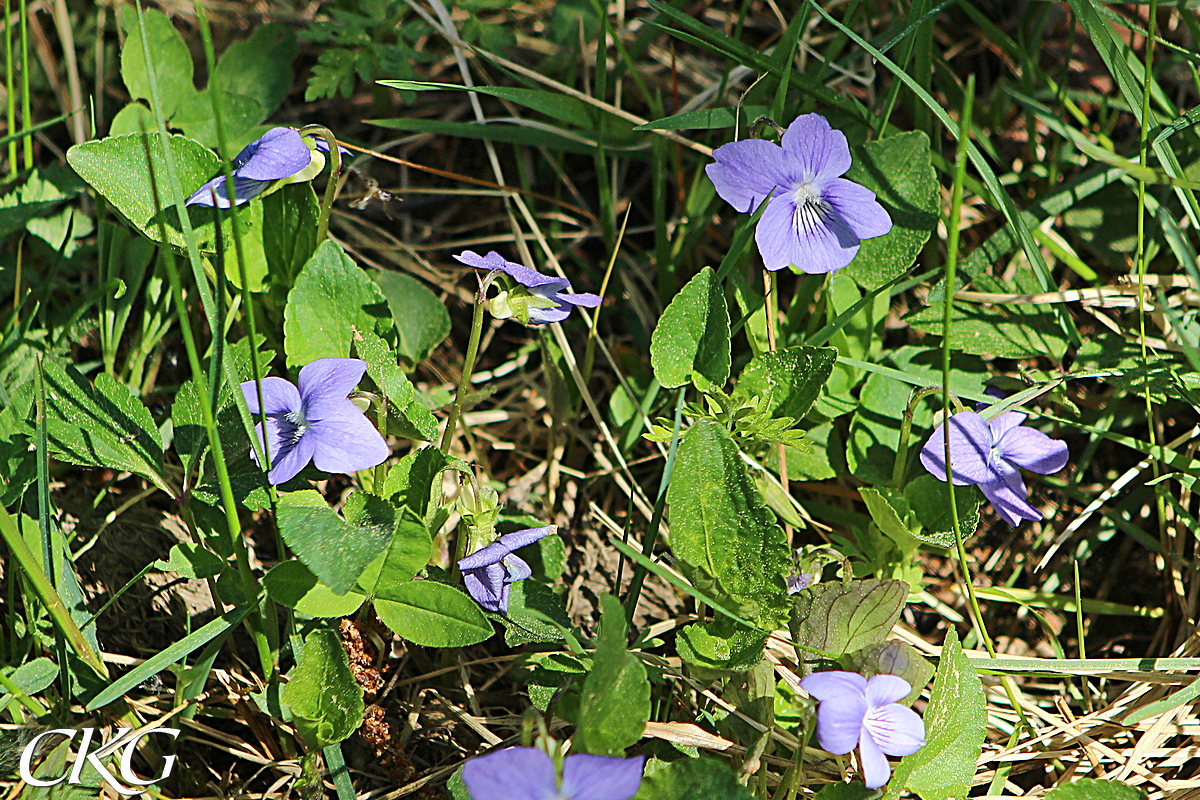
[789,578,908,667]
[264,560,366,618]
[262,183,320,294]
[120,6,194,120]
[171,89,266,150]
[108,102,157,138]
[842,131,939,291]
[905,276,1070,360]
[172,374,247,478]
[676,619,769,671]
[66,132,220,245]
[633,757,755,800]
[884,628,986,800]
[813,783,874,800]
[211,23,297,117]
[575,594,651,756]
[734,346,837,421]
[0,385,35,507]
[381,447,446,520]
[355,508,433,595]
[846,346,987,485]
[283,240,395,368]
[154,543,227,580]
[1043,779,1147,800]
[903,474,981,548]
[373,271,451,367]
[282,629,364,748]
[498,580,571,646]
[374,581,492,647]
[666,420,790,625]
[4,657,57,699]
[650,267,730,389]
[354,331,440,442]
[305,48,361,102]
[276,490,394,595]
[859,487,919,553]
[845,640,934,706]
[41,358,167,491]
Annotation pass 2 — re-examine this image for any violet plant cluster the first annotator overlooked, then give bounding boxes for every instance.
[173,109,1075,797]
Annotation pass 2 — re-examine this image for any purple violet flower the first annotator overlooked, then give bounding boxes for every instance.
[457,525,556,613]
[240,358,390,486]
[705,113,892,274]
[920,410,1069,527]
[454,250,602,325]
[187,127,316,207]
[800,671,925,789]
[461,746,644,800]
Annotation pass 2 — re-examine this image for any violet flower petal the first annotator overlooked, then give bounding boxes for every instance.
[458,541,511,572]
[987,410,1027,438]
[527,305,572,325]
[458,527,555,613]
[823,178,893,240]
[242,376,300,416]
[461,747,559,800]
[497,525,558,554]
[705,138,792,213]
[456,250,566,290]
[250,418,291,469]
[459,526,555,571]
[186,174,274,207]
[920,412,994,486]
[864,674,911,707]
[266,431,317,485]
[857,726,893,789]
[298,358,369,420]
[802,670,867,700]
[311,137,355,159]
[503,554,532,584]
[753,193,862,274]
[306,410,391,475]
[561,754,646,800]
[979,470,1042,527]
[996,425,1070,475]
[707,113,892,275]
[813,692,868,755]
[779,113,851,184]
[235,127,313,181]
[560,291,602,308]
[462,562,509,613]
[753,196,803,272]
[802,672,869,755]
[865,703,926,757]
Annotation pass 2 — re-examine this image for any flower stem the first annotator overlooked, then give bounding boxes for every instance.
[940,78,1029,730]
[893,385,941,488]
[942,79,992,652]
[441,282,487,455]
[299,124,341,242]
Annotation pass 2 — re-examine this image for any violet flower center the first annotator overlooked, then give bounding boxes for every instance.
[274,408,310,453]
[789,182,831,237]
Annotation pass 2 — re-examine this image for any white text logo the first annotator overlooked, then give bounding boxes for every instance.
[19,727,181,796]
